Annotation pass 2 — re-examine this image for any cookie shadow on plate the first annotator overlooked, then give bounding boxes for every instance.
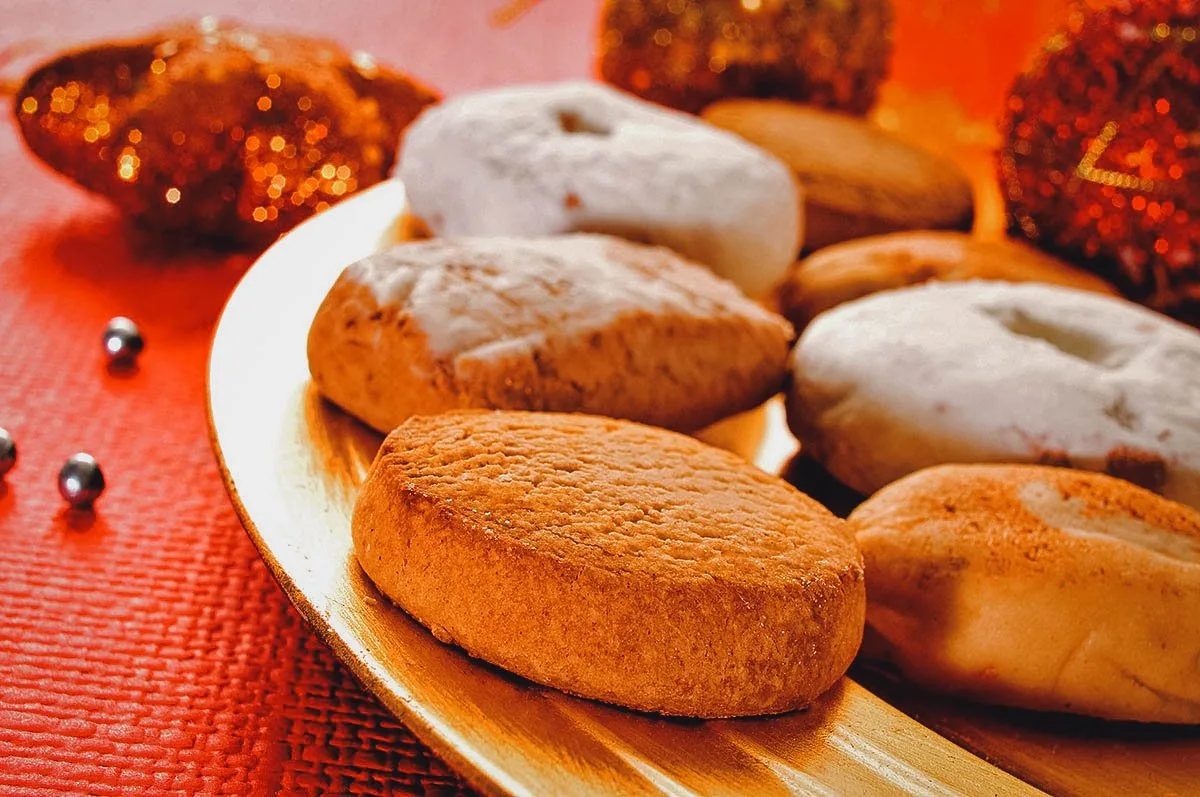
[781,454,865,518]
[852,662,1200,744]
[301,381,385,496]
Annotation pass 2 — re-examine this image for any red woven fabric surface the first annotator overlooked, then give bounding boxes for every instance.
[0,3,593,794]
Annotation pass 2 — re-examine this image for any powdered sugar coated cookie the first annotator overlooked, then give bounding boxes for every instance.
[788,281,1200,507]
[397,81,802,296]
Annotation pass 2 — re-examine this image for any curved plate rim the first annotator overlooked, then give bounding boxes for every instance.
[205,181,528,796]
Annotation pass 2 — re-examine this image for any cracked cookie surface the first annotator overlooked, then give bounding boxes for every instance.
[353,411,864,718]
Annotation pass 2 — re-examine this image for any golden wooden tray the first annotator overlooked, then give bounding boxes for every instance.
[207,180,1199,796]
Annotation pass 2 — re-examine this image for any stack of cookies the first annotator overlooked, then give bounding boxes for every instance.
[310,81,864,718]
[308,79,1200,725]
[713,92,1200,725]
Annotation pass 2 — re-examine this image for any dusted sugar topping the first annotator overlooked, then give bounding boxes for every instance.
[793,281,1200,506]
[1018,481,1200,564]
[346,233,785,362]
[397,80,801,295]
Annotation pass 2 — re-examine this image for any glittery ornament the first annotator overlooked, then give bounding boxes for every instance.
[14,18,438,247]
[102,316,144,365]
[999,0,1200,323]
[0,428,15,478]
[58,453,105,509]
[597,0,894,116]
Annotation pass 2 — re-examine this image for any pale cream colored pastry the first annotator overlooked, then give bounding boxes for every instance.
[851,464,1200,724]
[308,234,793,434]
[702,100,974,252]
[399,81,802,296]
[787,281,1200,508]
[354,411,865,718]
[776,231,1118,329]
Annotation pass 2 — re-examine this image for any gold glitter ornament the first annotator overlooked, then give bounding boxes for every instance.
[597,0,895,116]
[13,18,439,247]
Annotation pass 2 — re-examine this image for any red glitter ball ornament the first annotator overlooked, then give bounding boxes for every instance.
[999,0,1200,322]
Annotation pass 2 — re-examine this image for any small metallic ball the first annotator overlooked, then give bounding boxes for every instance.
[58,453,106,509]
[0,427,15,477]
[103,316,145,365]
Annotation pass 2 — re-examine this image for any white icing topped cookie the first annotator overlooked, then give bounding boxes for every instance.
[788,281,1200,507]
[346,234,781,365]
[396,81,802,297]
[309,233,793,434]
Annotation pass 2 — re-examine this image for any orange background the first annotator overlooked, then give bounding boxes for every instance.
[0,1,1076,792]
[889,0,1077,118]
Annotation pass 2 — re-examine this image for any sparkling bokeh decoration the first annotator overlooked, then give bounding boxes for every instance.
[597,0,894,116]
[999,0,1200,322]
[14,17,439,248]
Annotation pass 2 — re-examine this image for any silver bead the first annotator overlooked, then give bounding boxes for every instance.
[103,316,144,365]
[0,428,15,477]
[58,453,105,509]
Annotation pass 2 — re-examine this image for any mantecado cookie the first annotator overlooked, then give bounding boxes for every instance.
[776,231,1118,329]
[852,464,1200,724]
[308,234,793,434]
[353,411,865,718]
[702,100,974,252]
[397,81,801,296]
[787,281,1200,507]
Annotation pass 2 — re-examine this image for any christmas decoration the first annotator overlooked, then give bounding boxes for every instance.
[999,0,1200,322]
[103,316,144,366]
[13,17,439,248]
[58,453,105,509]
[597,0,894,116]
[0,428,15,478]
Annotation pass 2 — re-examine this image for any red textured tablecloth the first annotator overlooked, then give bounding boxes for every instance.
[0,3,593,793]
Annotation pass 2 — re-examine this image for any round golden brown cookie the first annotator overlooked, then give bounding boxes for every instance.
[776,231,1119,329]
[353,411,865,718]
[702,100,975,252]
[851,464,1200,724]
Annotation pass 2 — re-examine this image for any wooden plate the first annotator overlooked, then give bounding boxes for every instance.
[207,180,1196,796]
